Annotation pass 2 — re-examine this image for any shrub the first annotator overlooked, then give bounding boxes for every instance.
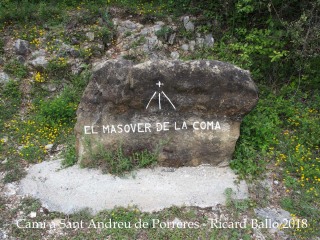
[37,95,77,126]
[83,141,158,175]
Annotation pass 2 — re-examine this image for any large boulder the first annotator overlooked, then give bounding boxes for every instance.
[75,60,258,167]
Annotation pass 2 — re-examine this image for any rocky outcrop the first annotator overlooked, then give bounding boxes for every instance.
[75,60,258,167]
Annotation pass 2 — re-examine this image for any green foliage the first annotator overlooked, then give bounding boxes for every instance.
[0,0,65,26]
[0,38,4,55]
[230,88,281,178]
[130,36,146,48]
[231,86,320,237]
[3,163,26,183]
[37,96,77,126]
[0,0,107,26]
[4,60,28,79]
[19,197,42,214]
[155,26,173,41]
[20,145,45,163]
[46,57,71,80]
[193,27,288,85]
[61,135,77,167]
[83,141,158,176]
[0,80,21,130]
[99,26,113,47]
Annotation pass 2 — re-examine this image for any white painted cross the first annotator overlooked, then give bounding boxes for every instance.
[146,81,176,110]
[156,81,164,88]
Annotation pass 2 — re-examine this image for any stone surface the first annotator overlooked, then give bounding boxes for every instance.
[42,83,57,92]
[170,51,179,59]
[29,56,48,70]
[19,159,248,214]
[75,60,258,167]
[0,72,10,84]
[122,20,137,30]
[168,33,176,45]
[204,33,214,47]
[196,37,205,48]
[45,144,54,150]
[183,16,195,31]
[254,207,291,235]
[189,40,196,51]
[31,49,46,58]
[181,44,189,51]
[14,39,29,55]
[145,36,162,50]
[16,55,26,63]
[86,32,95,41]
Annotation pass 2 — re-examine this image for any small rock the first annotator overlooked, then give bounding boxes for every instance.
[71,37,79,45]
[96,43,105,51]
[140,27,152,36]
[273,180,279,185]
[69,49,80,58]
[0,230,7,239]
[196,37,205,48]
[181,44,189,51]
[45,144,54,150]
[56,144,64,151]
[146,36,161,50]
[168,33,176,45]
[4,183,17,196]
[170,51,179,59]
[135,23,144,31]
[254,207,291,234]
[72,62,87,75]
[86,32,95,41]
[42,83,57,92]
[183,16,195,32]
[16,55,26,63]
[29,212,37,218]
[112,18,120,26]
[189,40,196,51]
[123,20,137,30]
[29,56,48,70]
[14,39,29,55]
[153,25,162,33]
[32,49,46,58]
[117,26,128,37]
[155,21,165,26]
[204,33,214,47]
[0,72,10,85]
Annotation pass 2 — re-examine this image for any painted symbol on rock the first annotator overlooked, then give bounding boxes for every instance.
[146,81,176,110]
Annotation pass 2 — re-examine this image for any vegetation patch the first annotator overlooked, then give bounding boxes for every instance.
[82,140,158,176]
